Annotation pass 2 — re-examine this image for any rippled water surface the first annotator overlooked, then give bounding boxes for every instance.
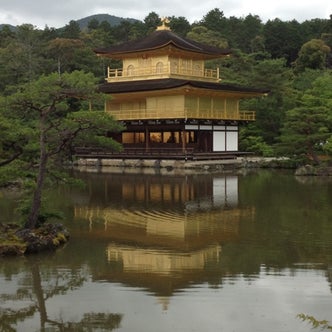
[1,169,332,331]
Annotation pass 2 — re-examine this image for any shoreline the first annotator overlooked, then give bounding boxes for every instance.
[74,156,293,174]
[0,223,70,257]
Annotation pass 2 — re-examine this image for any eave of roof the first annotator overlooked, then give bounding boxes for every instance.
[94,30,231,58]
[99,78,270,95]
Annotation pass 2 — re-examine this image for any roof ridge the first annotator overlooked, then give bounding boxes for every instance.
[95,29,230,57]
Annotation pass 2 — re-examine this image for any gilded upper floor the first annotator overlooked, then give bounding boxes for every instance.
[94,23,231,83]
[105,57,221,83]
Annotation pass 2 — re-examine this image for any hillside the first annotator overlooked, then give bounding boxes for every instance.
[0,24,16,31]
[75,14,139,29]
[0,14,139,31]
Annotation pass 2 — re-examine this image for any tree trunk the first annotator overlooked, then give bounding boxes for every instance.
[31,263,48,330]
[307,141,320,165]
[24,113,48,229]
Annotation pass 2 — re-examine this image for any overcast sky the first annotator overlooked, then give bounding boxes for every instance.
[0,0,331,29]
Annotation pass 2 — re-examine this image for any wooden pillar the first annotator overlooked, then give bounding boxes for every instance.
[145,126,149,152]
[181,129,186,153]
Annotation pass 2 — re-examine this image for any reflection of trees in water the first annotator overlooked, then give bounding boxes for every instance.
[327,267,332,293]
[0,261,123,331]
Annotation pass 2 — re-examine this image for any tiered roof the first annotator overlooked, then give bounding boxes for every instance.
[99,78,269,96]
[95,29,231,59]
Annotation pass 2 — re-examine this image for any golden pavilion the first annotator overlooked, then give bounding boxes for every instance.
[93,19,268,160]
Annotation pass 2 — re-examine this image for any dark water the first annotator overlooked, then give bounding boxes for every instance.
[1,169,332,332]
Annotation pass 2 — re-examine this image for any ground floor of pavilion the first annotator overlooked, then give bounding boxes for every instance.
[75,119,251,161]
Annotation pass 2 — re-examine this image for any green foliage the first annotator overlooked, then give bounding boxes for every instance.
[61,20,81,39]
[240,135,274,157]
[200,8,226,33]
[278,105,329,161]
[294,39,331,72]
[236,58,294,146]
[47,38,85,74]
[278,72,332,162]
[0,71,123,229]
[17,194,64,227]
[297,314,332,330]
[111,20,142,42]
[292,69,324,91]
[144,12,161,33]
[187,26,228,48]
[0,24,48,90]
[222,14,263,52]
[168,16,191,37]
[309,71,332,102]
[323,135,332,155]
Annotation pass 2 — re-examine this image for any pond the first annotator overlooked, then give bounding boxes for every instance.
[1,169,332,331]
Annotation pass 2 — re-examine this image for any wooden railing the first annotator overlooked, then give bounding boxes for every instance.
[107,108,255,121]
[106,65,219,82]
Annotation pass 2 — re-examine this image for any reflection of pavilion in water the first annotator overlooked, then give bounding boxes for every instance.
[73,173,254,305]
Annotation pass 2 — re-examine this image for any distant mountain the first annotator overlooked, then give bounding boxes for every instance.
[0,14,139,31]
[0,24,16,31]
[75,14,139,30]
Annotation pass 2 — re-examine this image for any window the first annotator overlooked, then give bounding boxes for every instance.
[156,62,164,74]
[122,132,145,143]
[150,132,162,143]
[181,59,191,74]
[193,64,201,76]
[127,65,135,76]
[171,60,179,74]
[164,132,177,143]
